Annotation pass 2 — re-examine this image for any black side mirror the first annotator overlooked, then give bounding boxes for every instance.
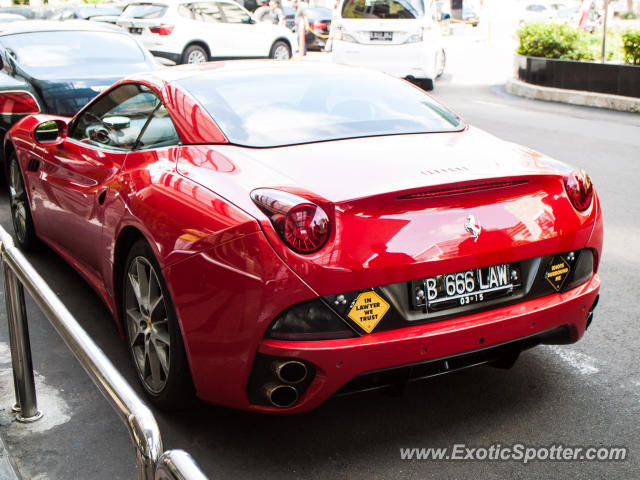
[33,119,68,146]
[441,13,451,20]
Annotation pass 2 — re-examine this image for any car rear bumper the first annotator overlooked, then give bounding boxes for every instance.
[250,273,600,413]
[332,40,436,80]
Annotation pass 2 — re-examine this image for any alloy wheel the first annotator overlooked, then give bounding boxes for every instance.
[9,159,28,244]
[125,256,171,394]
[187,50,207,64]
[273,44,290,60]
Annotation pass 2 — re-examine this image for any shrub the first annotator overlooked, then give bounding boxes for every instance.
[516,22,595,61]
[621,29,640,65]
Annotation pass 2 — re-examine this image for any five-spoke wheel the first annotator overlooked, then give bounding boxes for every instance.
[123,240,194,408]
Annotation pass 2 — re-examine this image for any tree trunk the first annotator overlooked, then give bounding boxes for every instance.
[628,0,634,15]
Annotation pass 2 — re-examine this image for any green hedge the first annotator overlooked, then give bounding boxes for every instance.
[516,23,595,61]
[622,30,640,65]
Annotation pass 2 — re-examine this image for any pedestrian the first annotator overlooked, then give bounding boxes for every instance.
[324,0,340,52]
[267,0,285,25]
[292,0,309,56]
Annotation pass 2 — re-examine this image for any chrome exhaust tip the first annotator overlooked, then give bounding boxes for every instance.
[273,360,308,384]
[264,384,299,408]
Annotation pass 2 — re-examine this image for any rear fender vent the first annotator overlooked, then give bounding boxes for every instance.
[26,158,40,172]
[397,180,529,200]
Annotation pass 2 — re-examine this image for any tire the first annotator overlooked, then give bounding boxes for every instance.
[418,78,434,91]
[181,44,208,65]
[269,40,291,60]
[8,152,38,250]
[436,48,446,78]
[122,239,195,409]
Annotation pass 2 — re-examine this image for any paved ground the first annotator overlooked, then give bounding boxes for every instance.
[0,22,639,480]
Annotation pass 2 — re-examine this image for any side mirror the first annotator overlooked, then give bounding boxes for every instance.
[442,13,451,20]
[33,119,67,146]
[243,16,256,24]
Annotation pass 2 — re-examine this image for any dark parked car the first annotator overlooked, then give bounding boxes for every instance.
[283,6,331,50]
[0,20,156,162]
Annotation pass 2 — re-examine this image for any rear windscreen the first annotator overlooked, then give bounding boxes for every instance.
[0,31,146,67]
[121,3,168,19]
[341,0,424,19]
[178,65,463,148]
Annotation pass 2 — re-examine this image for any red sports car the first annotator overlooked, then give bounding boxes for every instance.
[5,61,602,413]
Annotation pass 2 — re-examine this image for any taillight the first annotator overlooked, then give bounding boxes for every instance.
[0,92,39,115]
[251,189,330,254]
[149,24,174,35]
[564,169,593,211]
[312,21,327,31]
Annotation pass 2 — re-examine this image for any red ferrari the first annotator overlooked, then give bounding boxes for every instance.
[5,61,602,413]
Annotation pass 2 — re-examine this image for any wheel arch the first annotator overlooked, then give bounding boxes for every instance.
[112,225,149,336]
[182,40,211,61]
[271,37,292,53]
[3,140,15,180]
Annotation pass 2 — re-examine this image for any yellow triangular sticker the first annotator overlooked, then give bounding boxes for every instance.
[347,291,390,334]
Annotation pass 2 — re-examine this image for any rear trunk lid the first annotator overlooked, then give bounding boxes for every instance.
[177,127,597,296]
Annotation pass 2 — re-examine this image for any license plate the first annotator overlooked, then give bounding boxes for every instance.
[370,31,393,41]
[424,263,520,312]
[129,27,143,34]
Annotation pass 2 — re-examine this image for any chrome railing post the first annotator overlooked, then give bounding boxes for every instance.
[2,261,42,423]
[0,225,208,479]
[155,450,209,480]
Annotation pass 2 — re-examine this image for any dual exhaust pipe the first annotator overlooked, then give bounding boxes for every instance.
[263,360,308,408]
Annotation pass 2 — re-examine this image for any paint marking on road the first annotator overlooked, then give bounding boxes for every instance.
[472,100,511,109]
[0,341,72,479]
[0,342,71,433]
[543,345,601,375]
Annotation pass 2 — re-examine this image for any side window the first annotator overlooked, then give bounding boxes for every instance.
[136,104,181,150]
[218,2,252,23]
[193,2,223,22]
[70,84,160,151]
[178,4,194,19]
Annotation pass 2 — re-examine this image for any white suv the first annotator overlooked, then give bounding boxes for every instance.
[117,1,297,64]
[331,0,445,90]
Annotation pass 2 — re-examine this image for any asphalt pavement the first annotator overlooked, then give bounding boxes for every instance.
[0,24,639,480]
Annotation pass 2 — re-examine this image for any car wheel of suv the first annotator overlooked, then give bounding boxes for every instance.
[419,78,434,91]
[8,152,38,250]
[436,48,446,78]
[270,41,291,60]
[123,239,195,409]
[182,45,208,64]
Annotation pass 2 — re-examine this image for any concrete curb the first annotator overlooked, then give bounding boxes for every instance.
[505,77,640,113]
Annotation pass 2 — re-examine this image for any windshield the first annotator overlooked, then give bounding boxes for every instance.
[178,65,463,148]
[0,31,146,67]
[341,0,424,19]
[121,3,168,19]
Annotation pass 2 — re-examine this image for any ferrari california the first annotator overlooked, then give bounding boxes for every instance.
[5,61,602,413]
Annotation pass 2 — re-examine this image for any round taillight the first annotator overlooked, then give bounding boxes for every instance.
[284,203,329,253]
[564,169,593,211]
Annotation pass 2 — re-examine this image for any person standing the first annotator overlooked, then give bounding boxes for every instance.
[324,0,340,52]
[292,0,309,56]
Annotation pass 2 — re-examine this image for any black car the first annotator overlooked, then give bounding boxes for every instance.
[0,20,157,161]
[283,6,332,50]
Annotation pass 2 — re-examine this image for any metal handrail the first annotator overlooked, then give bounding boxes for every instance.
[0,226,207,480]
